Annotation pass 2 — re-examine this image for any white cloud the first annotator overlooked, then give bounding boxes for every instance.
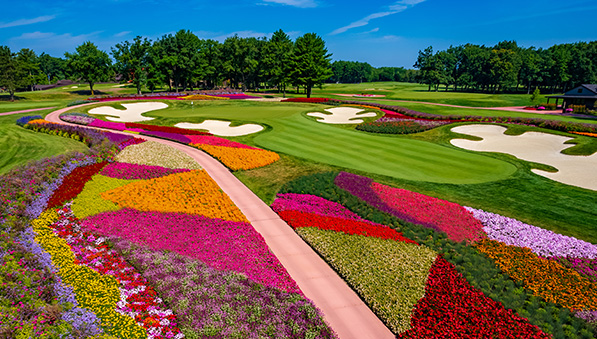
[0,15,55,29]
[114,31,132,37]
[13,31,55,40]
[261,0,317,8]
[330,0,426,35]
[361,27,380,34]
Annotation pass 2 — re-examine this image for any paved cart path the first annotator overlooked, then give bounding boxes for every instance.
[46,106,394,339]
[0,106,57,116]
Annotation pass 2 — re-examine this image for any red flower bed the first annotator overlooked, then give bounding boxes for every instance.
[282,98,330,103]
[124,122,212,136]
[397,256,551,338]
[46,162,108,209]
[278,210,418,244]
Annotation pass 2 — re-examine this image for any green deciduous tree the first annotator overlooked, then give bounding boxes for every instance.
[289,33,332,98]
[0,46,26,101]
[112,36,152,94]
[65,41,112,95]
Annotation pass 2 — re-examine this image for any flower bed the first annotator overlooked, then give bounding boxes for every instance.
[180,94,229,100]
[52,205,183,338]
[278,172,597,337]
[186,134,258,149]
[62,115,280,171]
[192,144,280,171]
[101,162,190,180]
[71,175,135,219]
[279,210,418,244]
[31,210,147,338]
[101,170,248,222]
[397,256,551,338]
[466,206,597,259]
[335,172,485,243]
[115,141,202,170]
[296,227,436,333]
[83,208,299,294]
[475,239,597,310]
[272,193,378,223]
[46,162,108,209]
[549,257,597,282]
[282,97,330,103]
[124,122,212,136]
[111,238,335,338]
[89,119,127,131]
[59,113,96,125]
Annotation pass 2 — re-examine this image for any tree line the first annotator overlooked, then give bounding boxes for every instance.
[413,40,597,94]
[328,61,418,84]
[0,29,333,99]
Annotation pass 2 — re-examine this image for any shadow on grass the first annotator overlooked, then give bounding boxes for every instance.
[0,95,27,101]
[71,90,108,96]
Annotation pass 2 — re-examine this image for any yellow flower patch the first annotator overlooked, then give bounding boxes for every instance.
[101,170,248,222]
[192,144,280,171]
[31,210,146,338]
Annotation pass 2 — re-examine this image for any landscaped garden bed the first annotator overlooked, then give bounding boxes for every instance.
[1,117,334,338]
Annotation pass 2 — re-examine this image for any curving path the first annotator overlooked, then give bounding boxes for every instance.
[0,106,57,116]
[46,105,394,339]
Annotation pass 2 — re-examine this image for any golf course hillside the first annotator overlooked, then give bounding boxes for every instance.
[2,81,597,339]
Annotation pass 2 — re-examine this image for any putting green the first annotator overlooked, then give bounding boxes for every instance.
[254,114,516,184]
[141,101,516,184]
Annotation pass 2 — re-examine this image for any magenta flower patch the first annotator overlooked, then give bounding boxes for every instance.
[100,162,190,180]
[81,208,301,294]
[186,135,259,150]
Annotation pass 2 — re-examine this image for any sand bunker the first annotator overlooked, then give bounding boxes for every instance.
[450,125,597,191]
[88,102,168,122]
[307,107,377,124]
[70,86,78,88]
[174,120,264,136]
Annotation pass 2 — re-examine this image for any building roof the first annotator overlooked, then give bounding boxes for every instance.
[583,84,597,94]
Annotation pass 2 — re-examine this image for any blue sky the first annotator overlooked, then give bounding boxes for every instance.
[1,0,596,68]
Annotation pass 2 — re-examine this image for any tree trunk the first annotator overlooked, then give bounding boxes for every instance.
[307,85,312,98]
[90,83,94,96]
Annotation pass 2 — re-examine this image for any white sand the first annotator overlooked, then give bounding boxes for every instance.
[88,102,168,122]
[450,125,597,191]
[70,86,78,88]
[112,84,127,87]
[175,120,264,136]
[307,107,377,124]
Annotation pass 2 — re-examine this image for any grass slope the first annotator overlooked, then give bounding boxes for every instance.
[0,113,88,174]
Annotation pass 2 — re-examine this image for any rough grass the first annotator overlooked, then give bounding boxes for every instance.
[0,112,88,174]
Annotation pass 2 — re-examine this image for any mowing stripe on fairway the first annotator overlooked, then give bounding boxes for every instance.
[255,115,516,184]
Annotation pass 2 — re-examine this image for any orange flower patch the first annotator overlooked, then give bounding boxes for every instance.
[191,144,280,171]
[101,170,248,222]
[572,131,597,138]
[475,239,597,310]
[27,119,59,125]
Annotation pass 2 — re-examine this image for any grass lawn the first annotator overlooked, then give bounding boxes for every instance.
[0,83,141,113]
[310,82,555,107]
[116,100,516,184]
[0,112,88,174]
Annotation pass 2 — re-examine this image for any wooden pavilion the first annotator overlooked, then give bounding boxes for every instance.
[547,84,597,110]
